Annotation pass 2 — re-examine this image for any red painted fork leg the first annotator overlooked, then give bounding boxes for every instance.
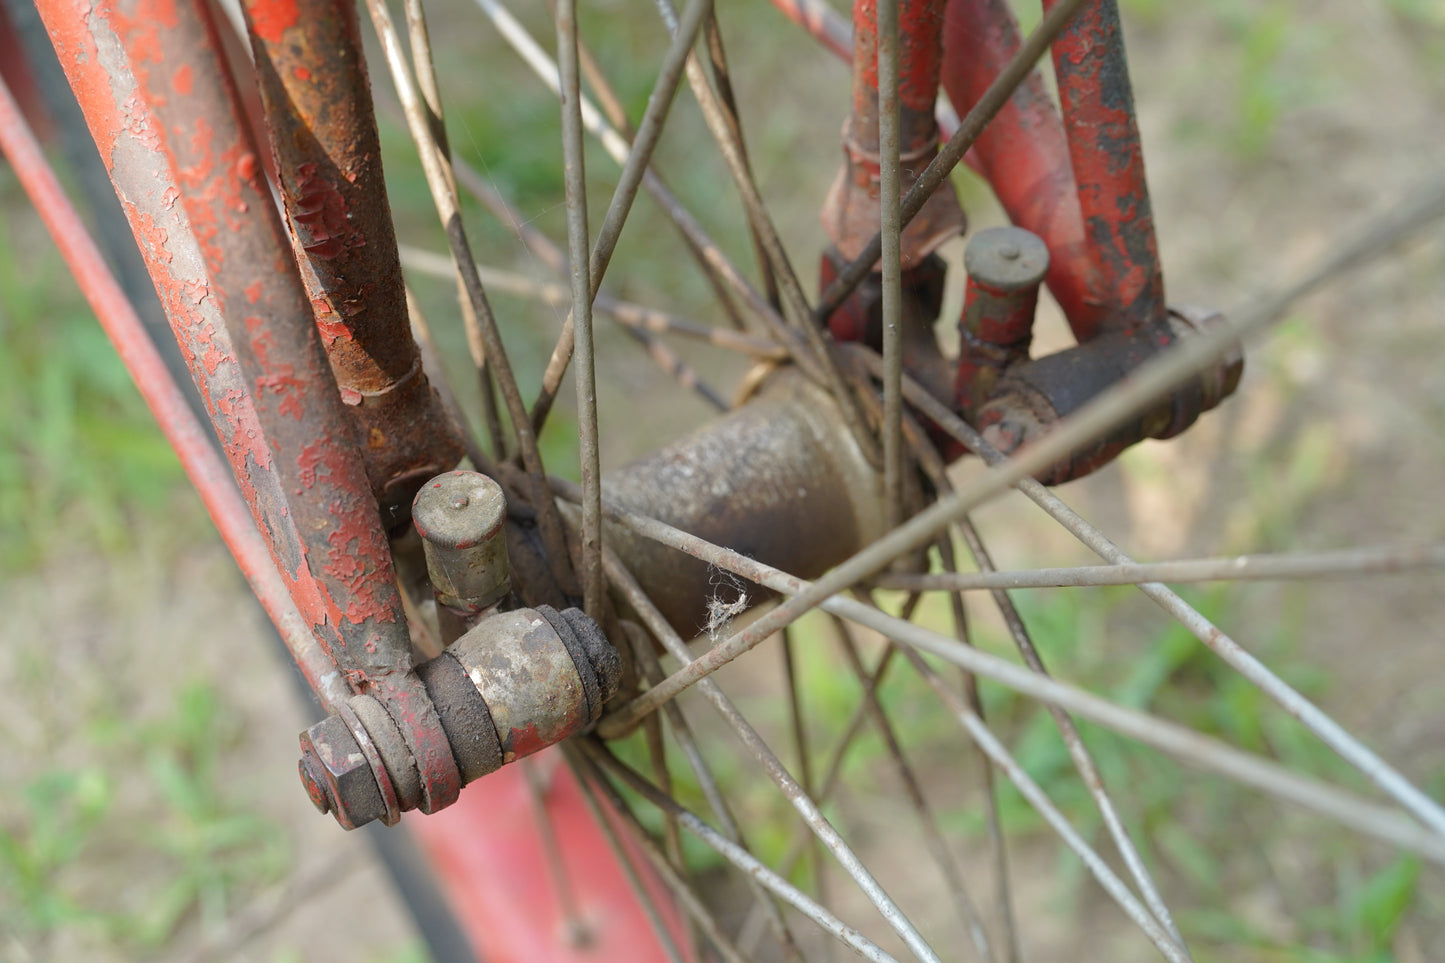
[35,0,334,662]
[241,0,462,523]
[1042,0,1164,331]
[851,0,946,155]
[821,0,963,341]
[0,70,348,712]
[38,0,461,812]
[940,0,1108,339]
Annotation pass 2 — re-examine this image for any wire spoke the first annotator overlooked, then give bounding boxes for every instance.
[878,0,904,532]
[470,0,823,380]
[604,548,808,959]
[873,543,1445,592]
[554,0,604,621]
[584,743,904,963]
[862,348,1445,839]
[602,562,941,960]
[829,616,996,962]
[566,481,1445,862]
[890,641,1191,963]
[568,745,754,963]
[931,538,1018,963]
[951,519,1189,953]
[651,0,886,468]
[531,0,715,434]
[365,0,579,596]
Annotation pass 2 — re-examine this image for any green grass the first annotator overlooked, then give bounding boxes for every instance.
[0,176,191,573]
[0,683,289,953]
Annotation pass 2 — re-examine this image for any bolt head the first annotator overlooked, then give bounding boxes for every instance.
[298,715,386,830]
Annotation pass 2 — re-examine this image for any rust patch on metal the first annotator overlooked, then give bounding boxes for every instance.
[242,0,462,520]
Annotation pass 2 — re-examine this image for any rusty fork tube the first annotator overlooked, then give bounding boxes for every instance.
[47,0,462,812]
[242,0,462,526]
[820,0,961,366]
[940,0,1106,340]
[1042,0,1163,332]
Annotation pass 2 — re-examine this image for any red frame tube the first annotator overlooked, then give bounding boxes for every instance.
[850,0,946,153]
[36,0,461,813]
[940,0,1109,339]
[241,0,462,519]
[0,71,349,712]
[1042,0,1164,331]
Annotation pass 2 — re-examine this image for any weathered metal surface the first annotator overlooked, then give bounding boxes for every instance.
[849,0,946,150]
[939,0,1107,339]
[821,0,963,271]
[451,609,591,765]
[335,696,402,825]
[976,307,1243,484]
[241,0,462,522]
[300,606,618,829]
[819,248,953,403]
[413,471,512,614]
[38,0,461,814]
[597,371,890,636]
[955,226,1050,415]
[0,63,350,710]
[349,691,422,812]
[1043,0,1164,333]
[417,651,504,784]
[299,713,389,830]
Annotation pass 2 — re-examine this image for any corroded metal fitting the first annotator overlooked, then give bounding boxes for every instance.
[820,121,966,270]
[976,305,1244,485]
[412,470,511,613]
[955,227,1050,416]
[298,606,620,830]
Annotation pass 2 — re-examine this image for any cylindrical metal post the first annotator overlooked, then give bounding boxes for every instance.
[414,471,511,643]
[955,226,1049,415]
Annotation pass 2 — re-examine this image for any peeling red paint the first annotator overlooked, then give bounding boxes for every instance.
[245,0,300,45]
[941,0,1105,339]
[1042,0,1164,332]
[242,0,462,517]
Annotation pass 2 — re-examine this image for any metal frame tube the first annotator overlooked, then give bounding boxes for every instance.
[1042,0,1164,331]
[36,0,461,812]
[241,0,462,522]
[940,0,1107,338]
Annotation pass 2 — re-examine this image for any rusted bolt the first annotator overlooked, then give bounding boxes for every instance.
[955,227,1050,416]
[298,754,331,814]
[299,606,621,830]
[976,305,1243,484]
[413,470,511,615]
[297,714,389,831]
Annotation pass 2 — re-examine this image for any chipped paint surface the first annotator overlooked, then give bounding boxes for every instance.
[1044,0,1164,333]
[241,0,461,516]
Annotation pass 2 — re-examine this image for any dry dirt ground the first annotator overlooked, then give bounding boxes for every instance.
[3,0,1444,961]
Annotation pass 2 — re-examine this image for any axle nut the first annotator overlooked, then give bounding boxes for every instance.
[297,714,388,831]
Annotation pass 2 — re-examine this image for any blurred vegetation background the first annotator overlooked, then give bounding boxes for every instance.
[3,0,1445,960]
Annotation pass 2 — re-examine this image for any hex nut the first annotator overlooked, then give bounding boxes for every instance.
[298,714,387,830]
